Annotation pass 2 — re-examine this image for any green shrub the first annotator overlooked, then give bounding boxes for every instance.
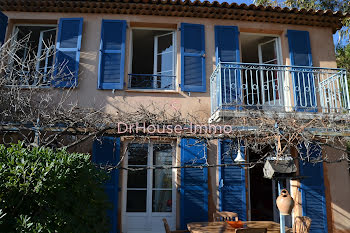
[0,142,110,233]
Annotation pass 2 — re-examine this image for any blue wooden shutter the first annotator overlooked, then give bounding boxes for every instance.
[287,30,317,112]
[215,26,240,64]
[180,138,208,229]
[93,137,121,233]
[53,18,83,88]
[299,143,328,233]
[98,20,126,90]
[180,23,206,92]
[0,11,8,45]
[215,26,241,109]
[218,140,246,220]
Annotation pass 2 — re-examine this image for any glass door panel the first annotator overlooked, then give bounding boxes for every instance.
[258,38,283,107]
[154,32,175,89]
[152,144,173,213]
[126,143,148,212]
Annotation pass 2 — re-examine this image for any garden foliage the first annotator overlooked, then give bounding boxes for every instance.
[0,143,111,233]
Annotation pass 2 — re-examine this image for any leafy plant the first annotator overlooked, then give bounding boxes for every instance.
[0,142,111,233]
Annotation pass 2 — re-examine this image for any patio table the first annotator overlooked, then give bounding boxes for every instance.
[187,221,292,233]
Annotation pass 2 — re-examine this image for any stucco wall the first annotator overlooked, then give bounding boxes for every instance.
[323,145,350,233]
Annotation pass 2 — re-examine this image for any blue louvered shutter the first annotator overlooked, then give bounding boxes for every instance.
[180,23,206,92]
[299,143,328,233]
[98,20,126,90]
[215,26,241,109]
[180,138,208,229]
[287,30,317,112]
[0,11,8,45]
[218,140,246,220]
[93,137,120,233]
[53,18,83,88]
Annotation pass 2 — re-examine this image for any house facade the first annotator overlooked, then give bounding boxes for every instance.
[0,0,350,233]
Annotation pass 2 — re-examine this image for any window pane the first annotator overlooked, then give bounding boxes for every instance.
[153,144,172,188]
[127,170,147,188]
[153,144,172,165]
[152,190,172,212]
[128,143,148,165]
[157,53,173,74]
[153,170,172,188]
[127,190,147,212]
[155,72,174,90]
[158,34,173,54]
[261,41,276,63]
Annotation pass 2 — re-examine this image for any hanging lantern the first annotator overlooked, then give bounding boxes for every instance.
[234,148,245,163]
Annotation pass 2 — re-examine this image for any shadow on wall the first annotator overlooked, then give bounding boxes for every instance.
[324,145,350,233]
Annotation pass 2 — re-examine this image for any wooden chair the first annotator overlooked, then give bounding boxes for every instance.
[213,211,239,222]
[162,218,189,233]
[293,216,312,233]
[236,228,267,233]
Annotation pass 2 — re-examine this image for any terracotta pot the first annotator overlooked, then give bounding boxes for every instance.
[276,189,294,215]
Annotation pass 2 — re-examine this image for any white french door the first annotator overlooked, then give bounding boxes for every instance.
[258,38,284,108]
[36,29,56,75]
[122,143,176,233]
[153,32,175,90]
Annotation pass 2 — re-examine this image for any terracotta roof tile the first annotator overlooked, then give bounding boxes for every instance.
[0,0,347,32]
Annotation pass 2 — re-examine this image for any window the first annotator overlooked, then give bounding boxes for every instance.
[8,25,57,86]
[126,143,174,213]
[128,29,176,90]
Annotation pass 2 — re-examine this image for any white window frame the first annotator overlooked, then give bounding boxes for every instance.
[128,27,177,91]
[8,24,57,87]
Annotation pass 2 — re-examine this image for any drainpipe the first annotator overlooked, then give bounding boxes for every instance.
[278,180,286,233]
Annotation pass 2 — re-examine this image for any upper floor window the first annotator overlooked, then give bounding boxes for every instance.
[8,25,57,86]
[128,29,176,90]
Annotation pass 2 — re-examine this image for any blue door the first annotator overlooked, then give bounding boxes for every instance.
[299,143,328,233]
[218,139,246,220]
[180,138,208,229]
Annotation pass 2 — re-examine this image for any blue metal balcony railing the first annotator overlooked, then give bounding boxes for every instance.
[128,74,176,90]
[210,62,350,115]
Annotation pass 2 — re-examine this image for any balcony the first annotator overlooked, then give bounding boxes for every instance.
[210,62,350,122]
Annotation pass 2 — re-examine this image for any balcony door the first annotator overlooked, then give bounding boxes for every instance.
[258,38,284,109]
[122,143,176,233]
[153,32,175,89]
